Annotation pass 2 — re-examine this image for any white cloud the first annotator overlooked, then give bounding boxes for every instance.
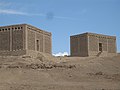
[0,9,28,15]
[0,9,45,16]
[0,9,75,20]
[53,52,69,56]
[0,1,76,20]
[0,2,28,15]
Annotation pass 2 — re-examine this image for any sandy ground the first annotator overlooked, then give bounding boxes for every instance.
[0,54,120,90]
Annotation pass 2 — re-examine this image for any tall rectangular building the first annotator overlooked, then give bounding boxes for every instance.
[70,32,117,57]
[0,24,52,56]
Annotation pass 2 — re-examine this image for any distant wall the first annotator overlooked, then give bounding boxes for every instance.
[0,25,26,56]
[108,38,116,53]
[36,31,43,52]
[70,34,88,57]
[0,24,52,56]
[70,33,117,57]
[70,36,79,56]
[0,29,10,51]
[27,29,35,50]
[44,32,52,54]
[12,28,24,51]
[0,25,25,52]
[88,33,116,57]
[88,35,98,52]
[26,25,52,54]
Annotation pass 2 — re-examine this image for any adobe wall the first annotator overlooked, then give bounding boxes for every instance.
[0,29,10,51]
[70,36,79,56]
[0,24,51,56]
[36,31,43,52]
[26,25,52,54]
[88,33,116,57]
[44,32,52,54]
[70,32,117,57]
[70,34,88,57]
[0,24,26,56]
[88,34,108,56]
[12,28,24,51]
[108,38,116,53]
[27,29,36,50]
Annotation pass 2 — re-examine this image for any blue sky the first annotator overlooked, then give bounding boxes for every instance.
[0,0,120,55]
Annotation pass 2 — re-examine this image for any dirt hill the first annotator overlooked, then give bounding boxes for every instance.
[0,54,120,90]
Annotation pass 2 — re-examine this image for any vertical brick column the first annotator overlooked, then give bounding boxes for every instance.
[87,34,89,56]
[10,27,12,51]
[43,31,45,53]
[25,25,28,50]
[35,31,37,51]
[50,33,52,54]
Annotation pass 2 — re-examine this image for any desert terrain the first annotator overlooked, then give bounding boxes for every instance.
[0,54,120,90]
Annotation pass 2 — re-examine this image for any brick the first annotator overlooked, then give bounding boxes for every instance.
[70,32,117,57]
[0,24,52,56]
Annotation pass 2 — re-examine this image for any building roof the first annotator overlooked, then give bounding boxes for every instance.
[70,32,116,39]
[0,23,51,35]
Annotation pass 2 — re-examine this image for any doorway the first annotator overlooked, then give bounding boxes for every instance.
[99,43,102,52]
[36,40,39,51]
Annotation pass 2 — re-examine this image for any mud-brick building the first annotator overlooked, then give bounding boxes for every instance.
[70,32,117,57]
[0,24,52,56]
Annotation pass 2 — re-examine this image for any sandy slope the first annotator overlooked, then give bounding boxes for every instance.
[0,54,120,90]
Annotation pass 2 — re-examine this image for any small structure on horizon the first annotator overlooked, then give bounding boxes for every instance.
[70,32,117,57]
[0,24,52,56]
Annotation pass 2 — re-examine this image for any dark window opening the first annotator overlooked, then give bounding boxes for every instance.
[99,43,102,52]
[2,29,4,31]
[36,40,39,51]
